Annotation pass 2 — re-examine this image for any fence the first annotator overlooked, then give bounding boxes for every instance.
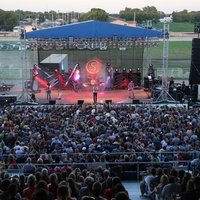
[1,151,198,180]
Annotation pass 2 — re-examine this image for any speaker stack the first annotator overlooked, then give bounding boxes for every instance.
[189,38,200,85]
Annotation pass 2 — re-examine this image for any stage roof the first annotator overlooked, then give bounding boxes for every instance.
[26,20,162,39]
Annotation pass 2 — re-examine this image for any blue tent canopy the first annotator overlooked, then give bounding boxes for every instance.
[26,20,162,39]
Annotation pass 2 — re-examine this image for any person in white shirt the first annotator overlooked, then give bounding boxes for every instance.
[93,84,98,104]
[128,80,135,99]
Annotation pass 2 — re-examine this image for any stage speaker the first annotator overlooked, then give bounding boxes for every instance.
[49,100,56,105]
[77,100,84,105]
[132,99,140,104]
[189,38,200,85]
[0,95,17,105]
[191,84,200,102]
[105,100,112,104]
[144,77,150,88]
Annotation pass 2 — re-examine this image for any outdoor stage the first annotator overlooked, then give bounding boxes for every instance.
[34,87,151,105]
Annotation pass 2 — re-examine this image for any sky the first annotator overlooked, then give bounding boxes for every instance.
[1,0,200,14]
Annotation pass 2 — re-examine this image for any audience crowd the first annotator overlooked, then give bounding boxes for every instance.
[0,103,199,200]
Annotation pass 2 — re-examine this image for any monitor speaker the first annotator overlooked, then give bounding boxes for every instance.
[77,100,84,105]
[132,99,140,104]
[105,100,112,104]
[0,95,17,105]
[49,100,56,105]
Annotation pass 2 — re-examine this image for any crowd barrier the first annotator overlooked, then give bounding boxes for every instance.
[1,151,197,180]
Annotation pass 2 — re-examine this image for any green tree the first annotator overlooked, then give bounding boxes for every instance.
[79,8,108,22]
[172,10,190,22]
[4,11,18,30]
[142,6,160,21]
[120,7,143,22]
[0,10,18,31]
[119,7,161,24]
[190,11,200,23]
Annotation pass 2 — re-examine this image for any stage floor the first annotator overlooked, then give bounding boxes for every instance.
[33,87,151,104]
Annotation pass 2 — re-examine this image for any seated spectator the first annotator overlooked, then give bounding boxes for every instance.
[181,176,200,200]
[23,174,36,200]
[112,191,129,200]
[153,174,169,200]
[48,173,58,199]
[8,183,22,200]
[79,176,94,199]
[57,184,76,200]
[0,179,11,200]
[140,167,156,197]
[22,157,36,176]
[161,176,182,200]
[91,181,106,200]
[191,154,200,172]
[104,176,127,200]
[32,188,49,200]
[34,180,53,200]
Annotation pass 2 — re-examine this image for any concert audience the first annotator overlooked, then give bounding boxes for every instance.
[0,103,199,199]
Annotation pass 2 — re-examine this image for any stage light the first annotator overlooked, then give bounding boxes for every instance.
[106,63,111,67]
[74,69,80,81]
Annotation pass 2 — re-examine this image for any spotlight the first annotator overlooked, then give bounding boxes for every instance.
[181,98,185,103]
[129,68,132,73]
[74,69,80,81]
[106,63,111,67]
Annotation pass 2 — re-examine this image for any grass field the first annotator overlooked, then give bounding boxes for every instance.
[146,40,192,59]
[153,22,194,32]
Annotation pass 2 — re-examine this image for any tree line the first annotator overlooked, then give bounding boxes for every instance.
[0,6,200,31]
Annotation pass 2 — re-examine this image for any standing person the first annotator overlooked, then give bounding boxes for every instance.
[30,92,36,102]
[128,80,135,99]
[93,84,98,104]
[46,83,51,100]
[148,64,155,81]
[168,77,174,96]
[181,81,186,95]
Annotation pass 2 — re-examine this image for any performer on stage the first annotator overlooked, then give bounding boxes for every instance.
[128,80,135,99]
[30,92,36,102]
[148,64,155,81]
[46,82,51,100]
[93,84,98,104]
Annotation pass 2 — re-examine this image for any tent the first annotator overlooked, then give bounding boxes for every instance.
[26,20,162,39]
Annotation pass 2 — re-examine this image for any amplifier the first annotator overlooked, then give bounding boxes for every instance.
[0,95,17,104]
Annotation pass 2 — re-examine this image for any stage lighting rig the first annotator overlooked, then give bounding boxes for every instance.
[155,15,175,103]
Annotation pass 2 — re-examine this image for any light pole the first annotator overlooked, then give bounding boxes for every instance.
[155,16,175,103]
